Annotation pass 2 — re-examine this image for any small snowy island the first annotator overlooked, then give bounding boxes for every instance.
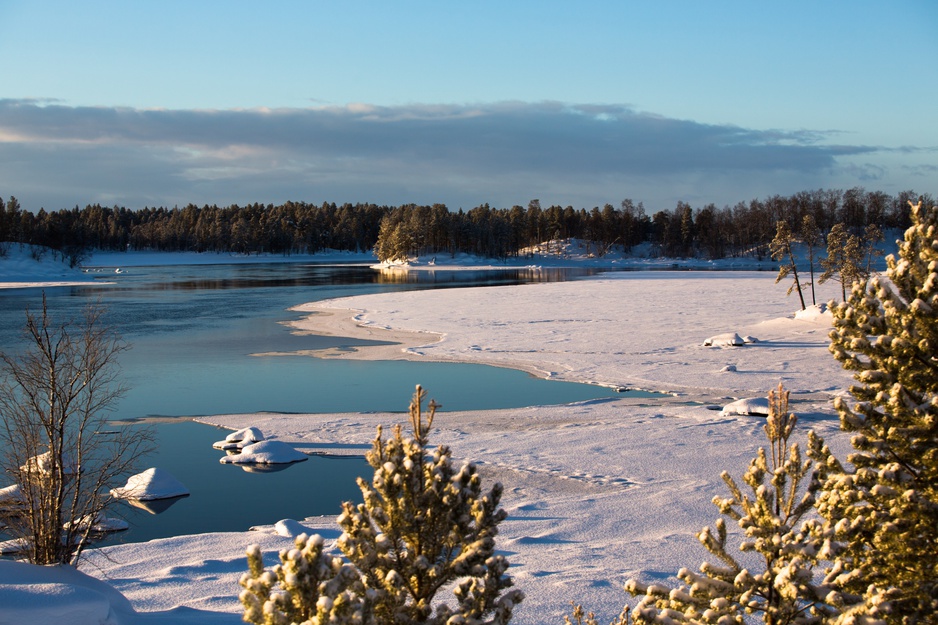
[110,468,190,502]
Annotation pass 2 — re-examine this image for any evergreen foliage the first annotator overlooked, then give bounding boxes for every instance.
[0,187,925,264]
[809,200,938,622]
[240,536,366,625]
[800,215,822,306]
[239,386,523,625]
[338,385,522,624]
[624,384,836,624]
[771,221,807,310]
[820,224,868,303]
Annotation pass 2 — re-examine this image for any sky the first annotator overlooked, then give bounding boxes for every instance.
[0,1,935,213]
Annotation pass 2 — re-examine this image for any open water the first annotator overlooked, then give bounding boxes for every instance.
[0,260,640,544]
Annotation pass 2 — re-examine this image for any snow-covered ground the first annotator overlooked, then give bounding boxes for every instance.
[0,246,868,625]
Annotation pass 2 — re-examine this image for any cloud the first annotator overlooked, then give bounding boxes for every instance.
[0,99,898,211]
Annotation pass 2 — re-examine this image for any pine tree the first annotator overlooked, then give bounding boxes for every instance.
[338,385,522,624]
[771,221,807,310]
[801,215,822,306]
[820,223,849,302]
[240,535,367,625]
[624,384,837,624]
[862,223,884,276]
[810,200,938,622]
[820,224,867,303]
[239,386,523,625]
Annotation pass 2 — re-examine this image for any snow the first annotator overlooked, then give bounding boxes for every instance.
[64,514,130,534]
[270,518,320,538]
[217,439,308,465]
[0,249,864,624]
[720,397,771,416]
[702,332,745,347]
[0,484,23,505]
[211,426,264,451]
[0,244,94,289]
[0,561,135,625]
[110,468,190,501]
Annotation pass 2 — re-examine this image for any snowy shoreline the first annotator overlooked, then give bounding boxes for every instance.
[92,271,854,624]
[0,249,862,625]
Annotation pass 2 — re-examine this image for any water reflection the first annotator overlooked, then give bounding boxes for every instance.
[122,494,189,515]
[374,265,598,285]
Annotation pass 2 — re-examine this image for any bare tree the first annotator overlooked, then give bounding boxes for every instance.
[0,296,153,565]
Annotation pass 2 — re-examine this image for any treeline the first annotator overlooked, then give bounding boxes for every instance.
[0,188,929,266]
[373,189,924,262]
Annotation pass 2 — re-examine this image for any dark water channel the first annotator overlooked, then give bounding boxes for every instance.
[0,260,635,544]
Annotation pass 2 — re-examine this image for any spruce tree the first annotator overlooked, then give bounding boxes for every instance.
[810,200,938,622]
[624,384,837,624]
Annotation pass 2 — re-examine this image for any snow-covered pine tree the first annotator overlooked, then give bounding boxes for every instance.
[241,386,523,625]
[624,384,838,625]
[337,385,523,624]
[240,534,367,625]
[809,199,938,623]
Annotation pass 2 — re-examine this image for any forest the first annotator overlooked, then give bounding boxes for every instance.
[0,187,930,266]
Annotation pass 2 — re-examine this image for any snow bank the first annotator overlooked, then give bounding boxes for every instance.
[0,244,94,289]
[0,560,136,625]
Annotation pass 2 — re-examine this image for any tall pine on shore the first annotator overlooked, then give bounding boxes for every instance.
[809,200,938,622]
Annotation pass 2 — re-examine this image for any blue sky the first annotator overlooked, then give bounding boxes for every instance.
[1,1,935,212]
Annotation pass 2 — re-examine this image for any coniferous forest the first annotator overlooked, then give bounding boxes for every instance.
[0,188,930,266]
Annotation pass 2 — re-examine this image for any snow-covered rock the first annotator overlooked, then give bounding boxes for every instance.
[273,519,317,538]
[218,440,307,465]
[794,303,832,322]
[703,332,744,347]
[64,513,129,534]
[109,468,189,501]
[0,484,24,505]
[20,451,79,476]
[212,426,264,451]
[721,396,770,416]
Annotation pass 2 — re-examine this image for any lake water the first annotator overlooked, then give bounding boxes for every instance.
[0,261,639,544]
[94,420,372,546]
